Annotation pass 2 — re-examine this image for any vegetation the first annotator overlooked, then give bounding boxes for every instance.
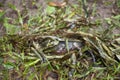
[0,0,120,80]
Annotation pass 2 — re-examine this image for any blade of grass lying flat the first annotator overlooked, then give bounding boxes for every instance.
[85,37,117,63]
[111,43,120,49]
[31,47,43,61]
[32,41,46,61]
[24,56,38,60]
[25,59,40,68]
[114,37,120,44]
[2,52,18,60]
[115,55,120,61]
[32,41,53,69]
[75,67,92,78]
[96,37,117,63]
[75,66,106,79]
[110,41,120,53]
[101,42,113,57]
[65,31,95,39]
[112,47,120,53]
[66,39,70,54]
[12,52,23,60]
[45,55,64,59]
[27,53,36,56]
[6,51,35,66]
[92,67,106,71]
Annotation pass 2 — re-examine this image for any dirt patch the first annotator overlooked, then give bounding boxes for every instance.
[1,0,119,19]
[0,0,120,79]
[0,0,120,35]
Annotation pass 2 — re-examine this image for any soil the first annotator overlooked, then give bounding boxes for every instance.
[0,0,120,80]
[0,0,120,36]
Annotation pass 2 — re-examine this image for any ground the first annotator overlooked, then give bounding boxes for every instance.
[0,0,120,35]
[0,0,120,80]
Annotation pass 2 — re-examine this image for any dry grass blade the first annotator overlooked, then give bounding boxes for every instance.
[1,0,120,79]
[65,31,95,38]
[85,37,117,63]
[24,59,40,68]
[101,42,114,57]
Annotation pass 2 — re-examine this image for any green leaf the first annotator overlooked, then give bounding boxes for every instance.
[8,3,17,11]
[3,62,15,69]
[25,59,40,68]
[3,18,21,34]
[0,11,5,22]
[112,15,120,19]
[0,57,3,64]
[46,6,56,14]
[0,11,5,18]
[105,18,112,24]
[117,0,120,8]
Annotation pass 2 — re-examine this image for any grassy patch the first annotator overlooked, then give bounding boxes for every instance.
[0,0,120,80]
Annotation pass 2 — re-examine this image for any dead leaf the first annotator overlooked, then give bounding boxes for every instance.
[48,2,66,8]
[0,9,3,12]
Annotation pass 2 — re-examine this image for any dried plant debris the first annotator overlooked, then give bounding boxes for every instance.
[43,70,59,80]
[0,0,120,79]
[0,28,120,80]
